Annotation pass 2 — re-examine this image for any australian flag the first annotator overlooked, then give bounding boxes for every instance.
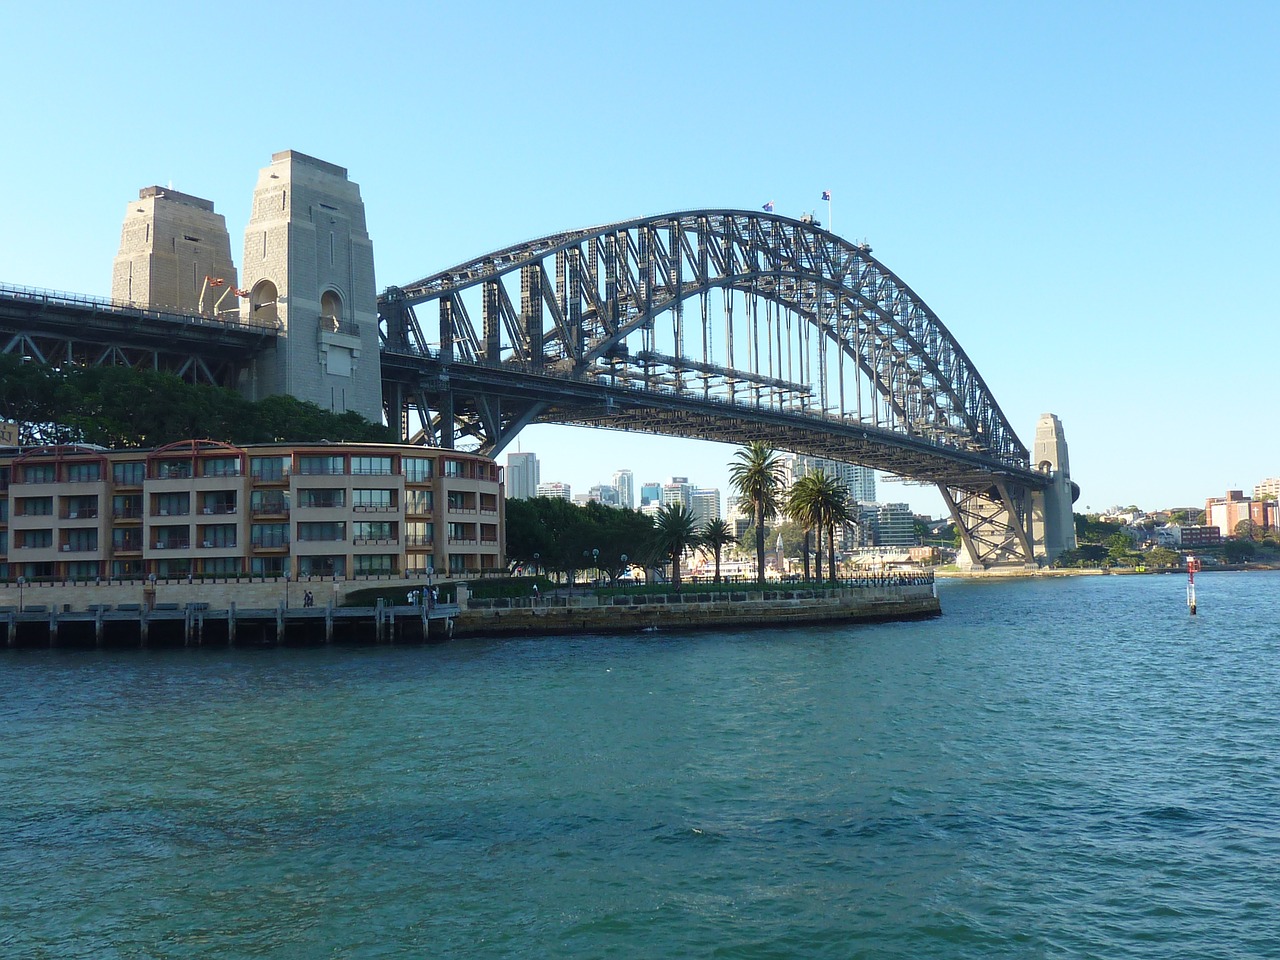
[822,190,831,201]
[762,201,775,212]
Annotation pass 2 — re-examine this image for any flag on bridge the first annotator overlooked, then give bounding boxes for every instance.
[822,190,831,201]
[762,201,774,212]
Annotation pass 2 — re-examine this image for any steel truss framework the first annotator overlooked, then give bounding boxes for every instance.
[0,285,275,388]
[379,210,1049,566]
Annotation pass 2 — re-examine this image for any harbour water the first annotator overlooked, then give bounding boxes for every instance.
[3,572,1277,958]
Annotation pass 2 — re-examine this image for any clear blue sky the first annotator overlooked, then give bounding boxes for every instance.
[3,1,1276,517]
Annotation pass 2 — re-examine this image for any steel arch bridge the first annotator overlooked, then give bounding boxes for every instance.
[378,210,1057,567]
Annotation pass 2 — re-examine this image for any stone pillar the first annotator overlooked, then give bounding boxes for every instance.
[240,150,383,424]
[1029,413,1079,563]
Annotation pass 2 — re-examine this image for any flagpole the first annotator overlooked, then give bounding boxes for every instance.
[828,194,833,234]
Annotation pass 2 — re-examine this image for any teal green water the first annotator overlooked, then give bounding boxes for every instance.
[3,573,1278,958]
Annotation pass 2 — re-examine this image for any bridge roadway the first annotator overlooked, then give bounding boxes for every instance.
[0,281,1048,492]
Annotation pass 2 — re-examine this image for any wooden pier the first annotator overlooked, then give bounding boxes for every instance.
[0,600,460,648]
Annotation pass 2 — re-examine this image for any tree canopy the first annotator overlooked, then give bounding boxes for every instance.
[729,441,784,585]
[0,356,396,447]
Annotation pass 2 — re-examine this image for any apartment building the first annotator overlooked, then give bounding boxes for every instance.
[0,440,504,581]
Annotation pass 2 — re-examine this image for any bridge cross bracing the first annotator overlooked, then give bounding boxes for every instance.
[379,210,1057,566]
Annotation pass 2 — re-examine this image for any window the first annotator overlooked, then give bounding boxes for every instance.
[405,490,433,513]
[154,558,192,578]
[250,457,289,482]
[64,530,98,552]
[112,560,144,579]
[66,462,102,483]
[198,524,236,549]
[297,488,345,509]
[200,493,237,515]
[402,457,433,482]
[251,523,289,548]
[350,456,392,476]
[20,530,53,549]
[447,492,476,512]
[64,495,98,520]
[449,554,467,573]
[17,497,52,517]
[201,457,240,478]
[112,529,142,551]
[202,557,243,576]
[113,494,143,519]
[251,557,287,577]
[153,525,189,550]
[354,554,396,575]
[21,464,55,484]
[298,455,344,476]
[250,490,290,514]
[352,488,394,510]
[297,521,345,542]
[154,459,193,480]
[405,521,433,546]
[298,555,346,577]
[447,522,475,543]
[67,561,100,579]
[443,459,465,478]
[354,521,395,542]
[113,461,146,485]
[154,492,190,517]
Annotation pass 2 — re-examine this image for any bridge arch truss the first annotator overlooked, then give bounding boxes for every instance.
[379,210,1052,566]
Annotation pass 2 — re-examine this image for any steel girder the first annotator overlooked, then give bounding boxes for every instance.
[380,210,1037,489]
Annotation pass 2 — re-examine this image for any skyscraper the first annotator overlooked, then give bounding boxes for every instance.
[506,451,540,500]
[612,469,635,510]
[640,482,662,506]
[691,487,721,526]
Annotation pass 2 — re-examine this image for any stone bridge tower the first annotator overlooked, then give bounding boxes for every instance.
[1029,412,1079,562]
[240,151,382,423]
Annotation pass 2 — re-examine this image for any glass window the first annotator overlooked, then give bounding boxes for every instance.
[113,461,146,485]
[64,495,99,519]
[298,455,344,476]
[354,521,395,541]
[18,497,52,517]
[112,529,142,551]
[297,488,345,509]
[250,490,290,514]
[113,494,143,519]
[20,529,53,549]
[67,561,100,579]
[21,464,55,484]
[354,554,396,575]
[202,557,243,575]
[297,521,346,542]
[402,457,433,482]
[198,524,237,549]
[298,555,346,577]
[405,490,433,513]
[405,521,433,546]
[66,462,102,483]
[153,525,190,550]
[201,457,240,478]
[154,492,190,517]
[65,530,98,552]
[351,456,392,476]
[251,556,287,577]
[352,488,394,509]
[154,459,193,480]
[251,523,289,548]
[250,456,289,481]
[443,459,465,478]
[200,492,237,515]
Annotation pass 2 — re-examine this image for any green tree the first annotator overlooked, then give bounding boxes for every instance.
[813,471,854,582]
[1223,539,1257,563]
[649,504,700,591]
[786,474,826,581]
[730,441,785,586]
[1146,546,1181,568]
[698,518,737,583]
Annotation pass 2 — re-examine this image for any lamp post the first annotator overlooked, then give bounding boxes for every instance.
[618,554,628,594]
[283,569,291,608]
[17,576,24,613]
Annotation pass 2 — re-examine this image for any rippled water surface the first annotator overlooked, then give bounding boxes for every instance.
[3,573,1279,958]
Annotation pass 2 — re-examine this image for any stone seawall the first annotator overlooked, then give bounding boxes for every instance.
[455,585,940,638]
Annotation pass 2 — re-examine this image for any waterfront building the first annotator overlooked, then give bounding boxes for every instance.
[860,502,916,547]
[612,469,634,510]
[782,454,876,505]
[0,440,504,581]
[588,484,621,507]
[1173,524,1222,548]
[506,451,540,500]
[639,482,661,506]
[536,481,571,500]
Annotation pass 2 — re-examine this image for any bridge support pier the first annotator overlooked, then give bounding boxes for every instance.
[941,482,1039,570]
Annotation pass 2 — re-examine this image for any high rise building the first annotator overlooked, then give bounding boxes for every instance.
[506,452,540,500]
[782,454,876,504]
[613,469,635,509]
[639,482,661,506]
[536,482,571,501]
[588,484,621,507]
[1255,477,1280,501]
[860,502,915,547]
[662,477,692,511]
[691,487,721,526]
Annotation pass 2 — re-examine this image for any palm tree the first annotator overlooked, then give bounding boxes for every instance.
[650,504,700,591]
[729,441,785,586]
[786,473,826,582]
[698,518,737,583]
[812,471,853,582]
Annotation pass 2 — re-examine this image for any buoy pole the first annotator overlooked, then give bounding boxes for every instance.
[1186,556,1201,615]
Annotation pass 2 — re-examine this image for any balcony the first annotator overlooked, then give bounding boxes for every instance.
[153,540,190,551]
[353,504,397,513]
